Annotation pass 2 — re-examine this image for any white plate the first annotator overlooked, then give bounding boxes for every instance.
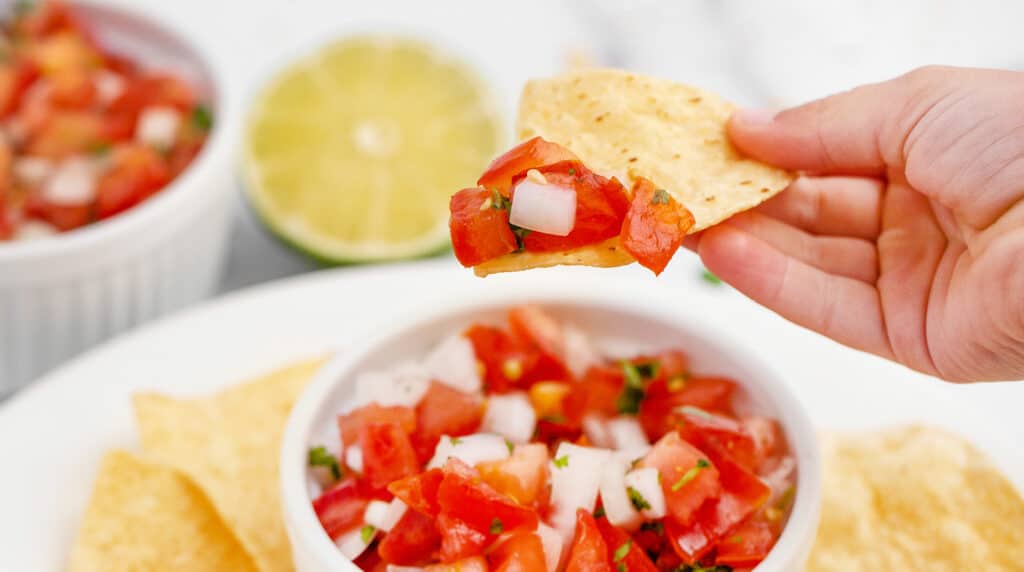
[2,258,1022,571]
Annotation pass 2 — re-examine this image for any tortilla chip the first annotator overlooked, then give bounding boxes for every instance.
[474,237,632,276]
[808,425,1024,571]
[67,451,257,572]
[133,357,327,572]
[518,68,793,231]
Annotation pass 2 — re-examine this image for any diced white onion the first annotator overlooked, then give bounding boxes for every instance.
[335,526,374,560]
[43,158,96,205]
[422,334,482,394]
[582,415,612,449]
[427,433,510,469]
[548,443,611,539]
[94,71,125,104]
[351,361,430,408]
[481,392,536,444]
[345,445,364,473]
[364,498,407,532]
[13,156,53,186]
[13,220,57,242]
[623,467,666,519]
[509,180,577,236]
[536,523,564,572]
[135,105,181,149]
[599,455,641,530]
[563,325,601,379]
[606,417,651,457]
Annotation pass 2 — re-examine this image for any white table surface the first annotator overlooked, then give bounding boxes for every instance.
[62,0,1024,435]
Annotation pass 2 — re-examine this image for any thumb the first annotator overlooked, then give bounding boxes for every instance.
[727,66,950,176]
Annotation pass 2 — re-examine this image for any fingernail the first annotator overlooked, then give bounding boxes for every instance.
[733,108,776,126]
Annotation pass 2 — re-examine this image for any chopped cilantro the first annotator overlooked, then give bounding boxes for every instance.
[613,540,632,562]
[490,517,504,534]
[360,524,376,544]
[634,361,660,380]
[671,459,710,492]
[510,225,531,251]
[652,189,671,205]
[640,521,664,535]
[617,564,626,572]
[505,439,515,454]
[775,485,796,510]
[568,167,576,176]
[593,506,606,518]
[307,446,341,480]
[701,269,723,285]
[728,535,744,544]
[89,141,112,156]
[491,188,511,210]
[627,487,651,511]
[616,386,644,414]
[192,104,214,130]
[622,361,645,389]
[553,455,569,469]
[450,437,463,446]
[13,1,34,17]
[541,414,567,424]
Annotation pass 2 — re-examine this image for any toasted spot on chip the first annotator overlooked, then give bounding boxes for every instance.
[474,237,632,276]
[68,451,258,572]
[808,425,1024,571]
[518,68,792,233]
[133,357,327,572]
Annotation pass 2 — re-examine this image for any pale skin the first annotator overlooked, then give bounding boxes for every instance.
[688,65,1024,382]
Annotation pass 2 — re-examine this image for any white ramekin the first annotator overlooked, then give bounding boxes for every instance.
[0,2,237,393]
[281,284,823,572]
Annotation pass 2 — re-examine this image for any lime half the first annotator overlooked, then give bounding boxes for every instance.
[242,36,503,263]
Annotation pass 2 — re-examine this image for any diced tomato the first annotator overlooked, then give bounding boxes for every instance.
[438,513,490,563]
[664,515,714,565]
[676,408,760,472]
[378,508,443,566]
[449,187,518,267]
[0,205,12,240]
[489,531,547,572]
[566,509,612,572]
[26,110,106,158]
[477,443,550,507]
[23,193,91,231]
[338,403,416,447]
[94,144,171,219]
[508,305,567,374]
[477,136,580,197]
[464,324,540,392]
[311,477,369,539]
[594,517,658,572]
[639,377,737,441]
[528,382,571,418]
[354,547,388,572]
[426,555,489,572]
[388,468,444,516]
[563,365,624,424]
[714,516,777,567]
[29,32,101,76]
[619,177,695,275]
[412,382,484,462]
[359,421,421,491]
[49,69,96,108]
[13,1,81,39]
[639,432,721,525]
[437,458,539,538]
[532,417,581,447]
[742,417,784,471]
[104,74,195,140]
[519,165,630,253]
[0,59,40,117]
[166,140,203,177]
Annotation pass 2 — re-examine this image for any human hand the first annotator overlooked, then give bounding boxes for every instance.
[694,66,1024,382]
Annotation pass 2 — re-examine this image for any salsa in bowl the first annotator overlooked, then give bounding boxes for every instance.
[281,295,821,572]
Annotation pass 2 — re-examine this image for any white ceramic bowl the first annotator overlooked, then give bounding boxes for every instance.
[281,285,823,572]
[0,2,237,392]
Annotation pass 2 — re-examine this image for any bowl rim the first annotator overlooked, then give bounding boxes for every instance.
[280,284,823,571]
[0,0,234,266]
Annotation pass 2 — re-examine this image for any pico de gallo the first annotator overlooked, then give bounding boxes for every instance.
[0,1,212,242]
[449,137,695,275]
[307,306,797,571]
